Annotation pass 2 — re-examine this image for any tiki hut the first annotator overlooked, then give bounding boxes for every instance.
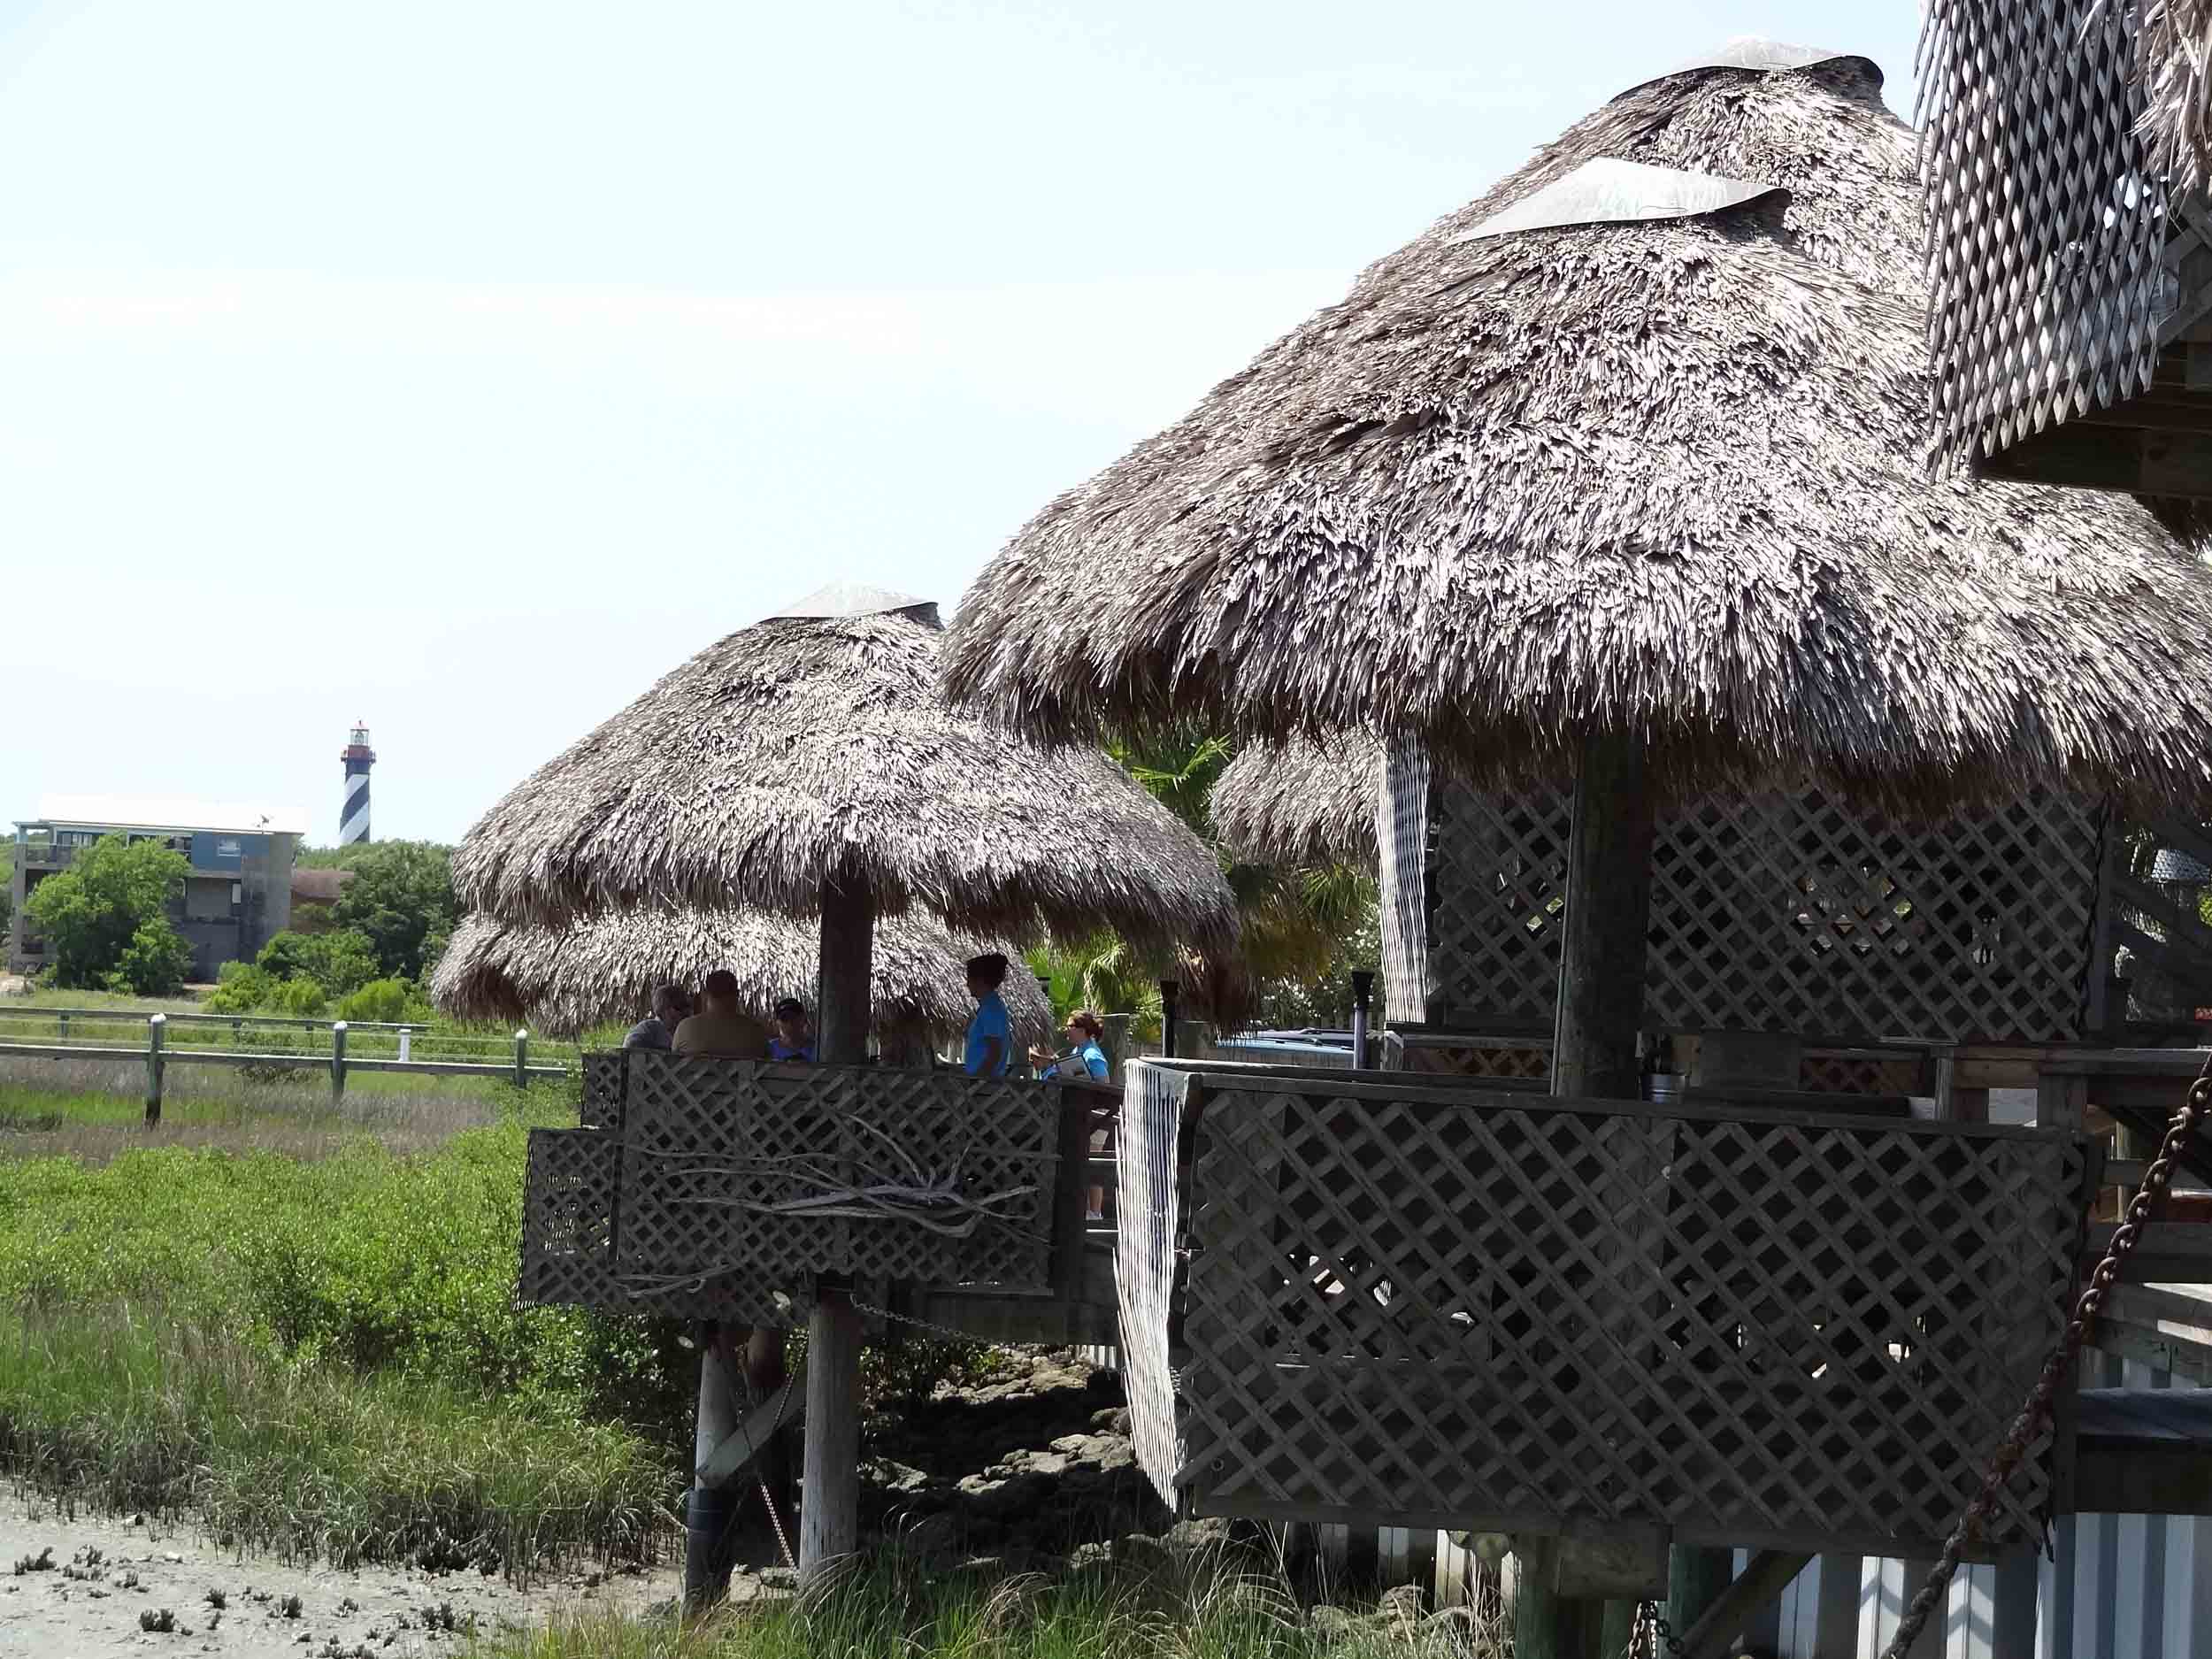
[941,46,2212,816]
[1211,737,1380,867]
[430,907,1052,1049]
[456,583,1233,951]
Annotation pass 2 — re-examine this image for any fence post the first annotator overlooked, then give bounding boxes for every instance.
[144,1014,165,1125]
[398,1025,411,1063]
[514,1028,529,1090]
[58,1011,69,1044]
[331,1021,348,1105]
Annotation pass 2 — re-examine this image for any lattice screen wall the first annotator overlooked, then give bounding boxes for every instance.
[521,1053,1065,1325]
[1918,0,2169,465]
[1413,777,2104,1042]
[1121,1066,2093,1559]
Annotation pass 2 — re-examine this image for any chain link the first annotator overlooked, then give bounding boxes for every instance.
[1877,1058,2212,1659]
[1631,1599,1687,1658]
[851,1295,989,1346]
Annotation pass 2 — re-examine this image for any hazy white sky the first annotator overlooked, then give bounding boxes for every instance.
[1,1,1922,846]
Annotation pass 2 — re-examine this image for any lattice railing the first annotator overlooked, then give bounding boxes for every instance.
[1119,1064,2093,1558]
[1424,780,2103,1042]
[519,1055,1071,1325]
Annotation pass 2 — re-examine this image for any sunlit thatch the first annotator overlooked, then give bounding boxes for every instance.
[1212,739,1380,867]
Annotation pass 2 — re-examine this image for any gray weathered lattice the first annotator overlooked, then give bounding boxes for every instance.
[519,1056,1066,1326]
[1918,0,2171,465]
[1419,780,2103,1041]
[1119,1063,2093,1559]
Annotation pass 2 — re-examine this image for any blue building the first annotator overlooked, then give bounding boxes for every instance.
[9,795,308,982]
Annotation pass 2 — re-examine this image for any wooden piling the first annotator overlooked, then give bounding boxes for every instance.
[818,875,873,1067]
[1547,730,1660,1647]
[685,1325,741,1613]
[143,1014,165,1125]
[799,1283,863,1581]
[330,1020,348,1105]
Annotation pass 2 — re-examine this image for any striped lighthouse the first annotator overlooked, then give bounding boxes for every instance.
[339,721,376,846]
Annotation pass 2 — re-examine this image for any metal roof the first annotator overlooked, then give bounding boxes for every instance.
[1449,157,1784,246]
[23,795,311,837]
[766,581,937,621]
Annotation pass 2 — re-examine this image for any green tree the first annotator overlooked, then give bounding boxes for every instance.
[335,978,433,1025]
[112,919,194,997]
[204,960,281,1014]
[328,842,457,981]
[24,835,190,990]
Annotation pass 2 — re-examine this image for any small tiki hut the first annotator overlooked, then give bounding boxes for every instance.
[1920,0,2212,493]
[429,907,1051,1056]
[945,41,2212,1649]
[1211,737,1381,869]
[459,580,1233,1590]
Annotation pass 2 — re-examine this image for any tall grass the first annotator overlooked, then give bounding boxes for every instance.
[0,1304,667,1578]
[471,1549,1510,1657]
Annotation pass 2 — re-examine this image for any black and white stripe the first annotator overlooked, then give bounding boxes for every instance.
[340,768,372,845]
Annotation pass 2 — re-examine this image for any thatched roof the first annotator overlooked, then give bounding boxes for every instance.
[2128,1,2212,193]
[453,584,1236,941]
[429,907,1051,1043]
[1212,738,1381,867]
[943,47,2212,813]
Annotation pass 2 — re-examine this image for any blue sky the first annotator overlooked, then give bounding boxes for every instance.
[0,0,1923,846]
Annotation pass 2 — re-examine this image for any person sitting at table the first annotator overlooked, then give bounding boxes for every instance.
[672,969,769,1058]
[1031,1009,1110,1082]
[767,997,814,1062]
[623,983,690,1052]
[963,953,1013,1077]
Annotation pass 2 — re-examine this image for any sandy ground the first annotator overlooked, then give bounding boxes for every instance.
[0,1492,685,1658]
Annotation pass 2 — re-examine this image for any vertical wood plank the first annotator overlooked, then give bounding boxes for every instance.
[1809,1553,1867,1659]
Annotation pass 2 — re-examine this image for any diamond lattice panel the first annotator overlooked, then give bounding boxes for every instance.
[1919,0,2169,464]
[1170,1080,2089,1556]
[1423,785,2101,1041]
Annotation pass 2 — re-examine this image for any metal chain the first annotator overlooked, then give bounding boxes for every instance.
[1878,1057,2212,1659]
[850,1295,988,1346]
[750,1366,800,1572]
[1631,1598,1687,1658]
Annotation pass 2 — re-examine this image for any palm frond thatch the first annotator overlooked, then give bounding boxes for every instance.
[2132,0,2212,193]
[430,907,1051,1044]
[1212,738,1382,867]
[452,592,1237,943]
[941,51,2212,814]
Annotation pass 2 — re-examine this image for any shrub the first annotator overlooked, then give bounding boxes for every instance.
[272,978,328,1018]
[257,929,380,1000]
[110,920,194,997]
[334,979,432,1025]
[203,962,280,1015]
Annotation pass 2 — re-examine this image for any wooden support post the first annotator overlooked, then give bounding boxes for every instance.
[685,1325,741,1613]
[799,1283,863,1582]
[330,1020,348,1105]
[1513,1537,1595,1659]
[1160,980,1179,1058]
[1551,731,1656,1102]
[1672,1549,1810,1658]
[818,874,873,1066]
[1598,1597,1638,1657]
[144,1014,165,1125]
[1665,1542,1732,1653]
[513,1028,529,1090]
[1549,733,1659,1650]
[1808,1553,1864,1658]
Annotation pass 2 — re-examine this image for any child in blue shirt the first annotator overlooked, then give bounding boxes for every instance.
[1033,1010,1110,1082]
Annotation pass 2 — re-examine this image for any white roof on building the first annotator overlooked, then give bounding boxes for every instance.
[27,795,310,837]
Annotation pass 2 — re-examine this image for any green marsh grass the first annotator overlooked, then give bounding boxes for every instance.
[470,1549,1510,1658]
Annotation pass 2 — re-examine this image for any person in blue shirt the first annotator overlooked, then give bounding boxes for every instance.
[767,997,814,1063]
[1032,1010,1110,1082]
[962,953,1013,1077]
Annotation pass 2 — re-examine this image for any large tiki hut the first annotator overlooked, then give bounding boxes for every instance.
[431,906,1051,1054]
[941,42,2212,1648]
[466,580,1233,1588]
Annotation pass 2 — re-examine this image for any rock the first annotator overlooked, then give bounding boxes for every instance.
[1310,1605,1368,1639]
[899,1513,962,1562]
[1010,1451,1071,1478]
[1089,1407,1132,1435]
[1048,1432,1133,1470]
[1110,1533,1174,1575]
[1377,1583,1424,1626]
[1065,1542,1113,1572]
[1164,1517,1236,1552]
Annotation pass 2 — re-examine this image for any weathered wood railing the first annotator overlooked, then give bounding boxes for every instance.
[1118,1060,2097,1571]
[526,1050,1117,1339]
